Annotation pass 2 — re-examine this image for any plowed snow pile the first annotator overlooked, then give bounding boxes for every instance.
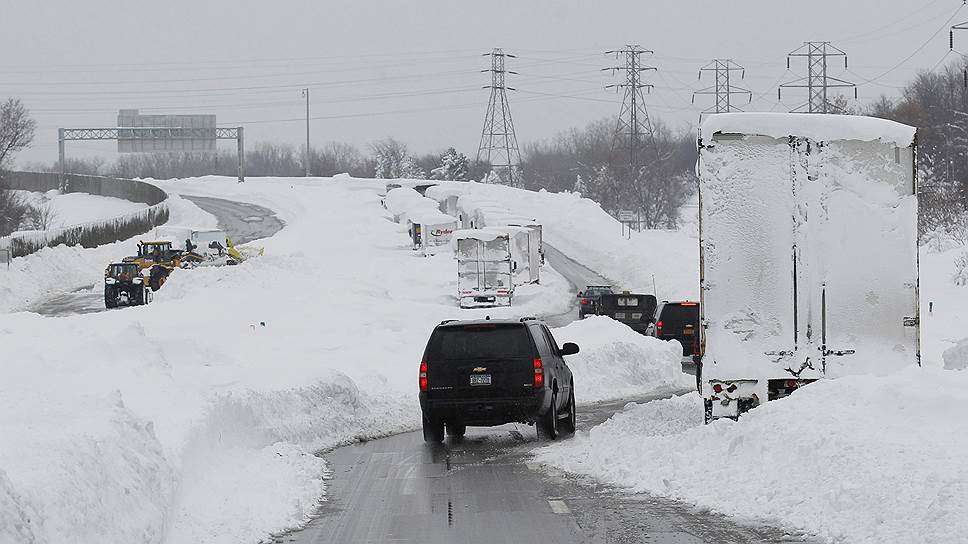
[553,316,692,402]
[0,176,680,544]
[536,367,968,543]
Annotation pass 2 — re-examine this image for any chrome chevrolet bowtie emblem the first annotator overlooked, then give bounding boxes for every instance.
[472,367,487,373]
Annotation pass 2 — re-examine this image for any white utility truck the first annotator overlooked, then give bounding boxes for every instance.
[697,113,919,422]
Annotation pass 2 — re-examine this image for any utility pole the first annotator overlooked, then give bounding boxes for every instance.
[692,59,751,121]
[477,48,522,187]
[603,44,659,184]
[779,42,857,113]
[302,88,310,177]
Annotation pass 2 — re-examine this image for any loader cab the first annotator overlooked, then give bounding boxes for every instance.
[105,262,141,282]
[138,241,175,262]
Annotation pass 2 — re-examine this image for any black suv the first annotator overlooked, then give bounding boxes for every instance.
[577,285,614,318]
[418,317,579,442]
[647,301,701,367]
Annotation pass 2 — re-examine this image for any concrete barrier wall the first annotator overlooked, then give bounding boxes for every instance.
[1,171,167,206]
[0,171,169,258]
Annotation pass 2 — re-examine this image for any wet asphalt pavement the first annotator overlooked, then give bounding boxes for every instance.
[541,243,614,328]
[277,394,815,544]
[26,194,283,317]
[180,194,285,246]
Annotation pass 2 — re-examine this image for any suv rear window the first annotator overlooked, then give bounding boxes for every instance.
[658,304,699,332]
[427,324,533,360]
[584,287,612,297]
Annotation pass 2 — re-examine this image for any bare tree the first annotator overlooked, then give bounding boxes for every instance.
[0,181,28,235]
[0,98,36,172]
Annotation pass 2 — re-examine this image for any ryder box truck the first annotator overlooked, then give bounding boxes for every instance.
[697,113,920,422]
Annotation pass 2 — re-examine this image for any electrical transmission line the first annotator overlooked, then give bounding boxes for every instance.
[477,48,522,186]
[603,45,659,183]
[779,42,857,113]
[692,59,752,121]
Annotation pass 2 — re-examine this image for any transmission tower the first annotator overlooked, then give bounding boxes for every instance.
[477,48,522,186]
[779,42,857,113]
[603,45,659,182]
[692,59,751,121]
[951,19,968,50]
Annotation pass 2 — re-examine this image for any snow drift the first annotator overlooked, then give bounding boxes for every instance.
[553,316,692,403]
[536,367,968,544]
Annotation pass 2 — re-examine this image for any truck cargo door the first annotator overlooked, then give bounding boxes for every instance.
[700,134,800,381]
[813,139,920,376]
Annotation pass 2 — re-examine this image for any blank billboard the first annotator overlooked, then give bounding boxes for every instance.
[117,109,216,153]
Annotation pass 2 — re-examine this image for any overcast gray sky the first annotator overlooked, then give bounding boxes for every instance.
[1,0,963,165]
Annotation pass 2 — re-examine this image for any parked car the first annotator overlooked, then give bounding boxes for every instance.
[597,292,657,335]
[418,317,579,442]
[647,301,701,369]
[577,285,614,318]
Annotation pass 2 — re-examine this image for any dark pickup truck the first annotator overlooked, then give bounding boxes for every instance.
[418,317,579,442]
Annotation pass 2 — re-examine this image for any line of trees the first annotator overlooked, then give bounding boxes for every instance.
[863,61,968,240]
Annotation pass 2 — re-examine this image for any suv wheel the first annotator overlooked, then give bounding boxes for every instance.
[446,422,466,439]
[541,391,560,439]
[561,389,576,434]
[422,415,444,443]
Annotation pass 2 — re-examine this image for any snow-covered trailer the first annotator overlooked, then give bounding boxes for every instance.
[456,194,509,229]
[424,183,468,218]
[406,209,458,256]
[499,226,540,286]
[697,113,919,422]
[488,215,544,265]
[385,187,438,224]
[455,229,515,308]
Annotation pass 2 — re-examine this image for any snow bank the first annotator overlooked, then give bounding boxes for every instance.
[13,189,148,229]
[552,316,692,403]
[536,367,968,544]
[0,175,576,544]
[920,245,968,368]
[943,338,968,370]
[700,112,916,148]
[426,181,699,300]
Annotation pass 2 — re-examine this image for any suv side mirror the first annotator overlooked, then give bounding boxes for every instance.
[576,291,583,298]
[560,342,580,356]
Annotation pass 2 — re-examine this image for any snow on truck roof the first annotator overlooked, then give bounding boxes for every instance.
[454,226,530,241]
[406,208,456,225]
[700,112,916,148]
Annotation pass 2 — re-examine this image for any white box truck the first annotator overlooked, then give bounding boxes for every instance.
[697,113,919,422]
[455,229,516,308]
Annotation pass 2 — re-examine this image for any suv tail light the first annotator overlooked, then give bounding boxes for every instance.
[581,298,589,305]
[533,358,544,388]
[419,361,428,392]
[656,320,663,336]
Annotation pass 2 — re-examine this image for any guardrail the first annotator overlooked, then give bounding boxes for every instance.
[0,171,169,259]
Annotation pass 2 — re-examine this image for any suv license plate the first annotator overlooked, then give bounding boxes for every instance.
[470,374,492,386]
